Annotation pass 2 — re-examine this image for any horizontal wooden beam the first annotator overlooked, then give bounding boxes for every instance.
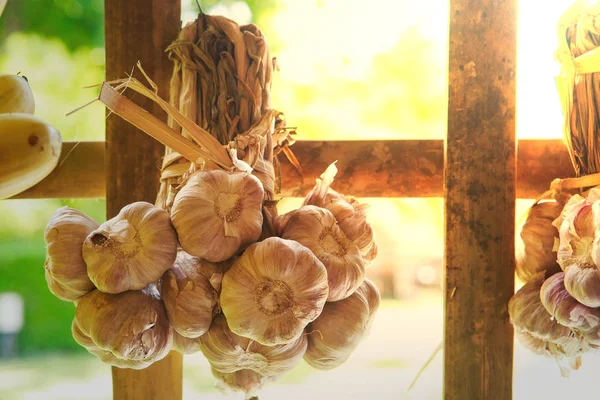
[9,139,574,200]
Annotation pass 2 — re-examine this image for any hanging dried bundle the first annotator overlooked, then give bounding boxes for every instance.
[161,250,225,338]
[554,193,600,307]
[82,201,178,294]
[220,237,329,346]
[171,170,264,262]
[74,286,173,367]
[44,207,98,302]
[200,314,307,377]
[304,279,376,370]
[302,163,377,263]
[278,205,365,301]
[516,200,564,282]
[509,279,586,361]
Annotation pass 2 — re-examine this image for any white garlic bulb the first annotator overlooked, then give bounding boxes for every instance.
[44,206,98,302]
[555,194,600,307]
[82,201,178,294]
[516,200,563,282]
[171,331,202,355]
[279,205,365,301]
[171,170,264,263]
[161,250,225,338]
[302,163,377,263]
[212,367,274,398]
[200,314,307,376]
[74,286,173,368]
[304,279,373,370]
[220,237,329,346]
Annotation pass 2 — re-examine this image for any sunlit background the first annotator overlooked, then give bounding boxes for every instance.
[0,0,593,399]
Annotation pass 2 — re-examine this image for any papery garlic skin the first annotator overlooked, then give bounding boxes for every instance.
[74,286,173,366]
[200,314,307,377]
[516,201,563,282]
[220,237,328,346]
[72,318,153,370]
[354,278,381,331]
[541,272,600,331]
[509,279,585,359]
[171,170,264,263]
[555,195,600,307]
[304,278,372,370]
[83,201,178,294]
[161,250,224,338]
[172,331,202,355]
[211,367,274,398]
[279,205,365,301]
[44,206,98,301]
[302,163,377,263]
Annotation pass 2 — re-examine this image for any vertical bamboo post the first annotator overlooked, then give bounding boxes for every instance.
[104,1,182,399]
[444,1,517,399]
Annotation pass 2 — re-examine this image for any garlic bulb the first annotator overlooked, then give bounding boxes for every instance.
[304,279,372,370]
[355,278,381,330]
[171,170,264,263]
[509,279,585,359]
[83,201,178,294]
[172,331,202,355]
[279,205,365,301]
[200,314,307,376]
[541,272,600,331]
[72,318,152,370]
[161,250,224,338]
[220,237,328,346]
[212,367,273,398]
[555,194,600,307]
[44,206,98,301]
[302,163,377,263]
[74,286,173,366]
[516,200,563,282]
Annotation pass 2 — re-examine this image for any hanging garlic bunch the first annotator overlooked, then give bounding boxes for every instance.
[171,170,264,262]
[82,202,178,294]
[554,192,600,307]
[509,279,586,362]
[302,163,377,263]
[278,205,365,302]
[74,286,173,368]
[44,207,98,302]
[220,237,329,346]
[304,278,379,370]
[199,314,307,377]
[161,250,226,338]
[516,200,564,282]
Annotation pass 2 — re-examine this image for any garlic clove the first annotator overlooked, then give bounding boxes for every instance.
[71,318,153,370]
[172,331,202,355]
[161,250,224,338]
[199,314,307,377]
[171,170,264,263]
[44,206,98,302]
[220,237,329,346]
[74,286,173,366]
[211,367,274,398]
[279,205,366,301]
[516,201,563,282]
[82,201,178,294]
[304,279,374,370]
[542,271,600,331]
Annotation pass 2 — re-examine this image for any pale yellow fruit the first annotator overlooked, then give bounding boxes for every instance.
[0,113,61,199]
[0,74,35,114]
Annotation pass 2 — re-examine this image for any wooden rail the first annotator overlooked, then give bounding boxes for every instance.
[11,139,573,200]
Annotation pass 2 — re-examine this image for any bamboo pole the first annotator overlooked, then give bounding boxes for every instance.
[444,1,517,399]
[104,0,182,399]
